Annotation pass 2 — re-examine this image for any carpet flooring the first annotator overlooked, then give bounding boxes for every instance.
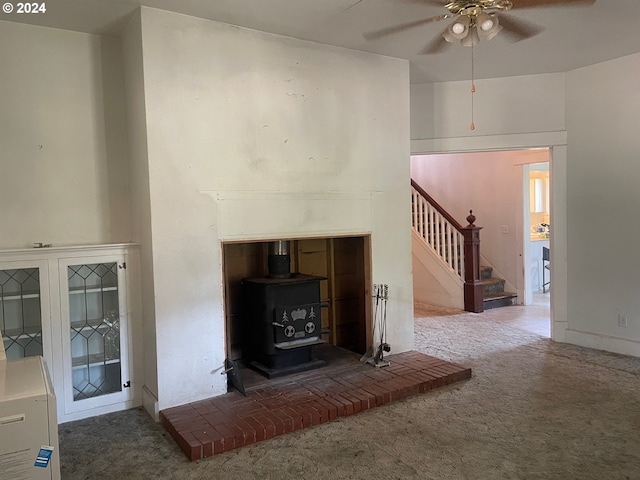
[59,300,640,480]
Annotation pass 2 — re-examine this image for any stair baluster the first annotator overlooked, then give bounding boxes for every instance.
[411,180,484,312]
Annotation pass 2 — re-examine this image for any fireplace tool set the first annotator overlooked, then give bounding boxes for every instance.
[361,283,391,368]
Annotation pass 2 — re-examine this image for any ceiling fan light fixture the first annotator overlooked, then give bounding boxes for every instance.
[477,12,495,32]
[452,22,466,34]
[477,13,502,41]
[460,26,480,47]
[443,15,470,43]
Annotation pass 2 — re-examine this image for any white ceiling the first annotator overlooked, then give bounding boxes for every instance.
[2,0,639,83]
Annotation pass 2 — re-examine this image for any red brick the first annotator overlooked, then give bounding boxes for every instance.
[361,385,385,406]
[250,386,279,399]
[281,406,304,430]
[262,411,285,436]
[192,430,213,458]
[283,386,316,402]
[173,418,211,435]
[339,391,362,413]
[181,432,202,461]
[162,404,198,418]
[161,349,472,460]
[259,397,285,409]
[244,416,266,442]
[349,388,375,410]
[213,424,236,452]
[223,421,247,449]
[255,414,277,439]
[202,411,229,426]
[271,408,295,433]
[212,437,224,455]
[314,398,338,421]
[327,394,352,416]
[229,417,257,445]
[231,402,268,418]
[306,402,324,425]
[302,403,319,426]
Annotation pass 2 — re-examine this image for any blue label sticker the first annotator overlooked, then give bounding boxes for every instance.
[34,445,54,468]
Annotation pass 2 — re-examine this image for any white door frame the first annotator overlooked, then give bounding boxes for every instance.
[411,131,568,342]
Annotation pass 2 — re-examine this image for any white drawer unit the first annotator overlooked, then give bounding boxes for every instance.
[0,356,60,480]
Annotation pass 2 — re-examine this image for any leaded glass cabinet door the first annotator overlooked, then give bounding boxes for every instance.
[59,256,131,413]
[0,260,52,364]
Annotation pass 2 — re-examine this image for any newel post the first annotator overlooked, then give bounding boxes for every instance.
[461,210,484,313]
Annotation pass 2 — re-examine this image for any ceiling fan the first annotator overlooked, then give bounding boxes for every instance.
[364,0,596,54]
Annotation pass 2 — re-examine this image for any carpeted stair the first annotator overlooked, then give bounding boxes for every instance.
[481,266,517,310]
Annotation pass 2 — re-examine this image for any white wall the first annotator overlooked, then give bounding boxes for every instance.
[121,11,159,418]
[0,20,131,249]
[411,73,565,140]
[564,53,640,355]
[137,8,413,410]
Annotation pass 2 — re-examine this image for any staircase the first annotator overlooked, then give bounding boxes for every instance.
[481,266,517,310]
[411,180,483,312]
[411,179,519,312]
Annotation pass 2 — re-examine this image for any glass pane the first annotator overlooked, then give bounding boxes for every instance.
[68,262,122,401]
[0,268,43,359]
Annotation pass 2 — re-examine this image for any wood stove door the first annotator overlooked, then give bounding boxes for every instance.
[273,302,321,346]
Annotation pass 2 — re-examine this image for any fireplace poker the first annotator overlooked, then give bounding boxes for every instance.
[361,284,380,363]
[362,284,391,368]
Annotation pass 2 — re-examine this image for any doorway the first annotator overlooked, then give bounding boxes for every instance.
[523,162,551,305]
[411,148,552,337]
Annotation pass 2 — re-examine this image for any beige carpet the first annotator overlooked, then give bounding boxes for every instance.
[59,304,640,479]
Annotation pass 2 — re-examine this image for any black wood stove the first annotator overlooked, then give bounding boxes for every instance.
[242,241,326,378]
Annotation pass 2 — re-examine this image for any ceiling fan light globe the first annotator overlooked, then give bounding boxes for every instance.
[452,22,466,34]
[477,12,496,31]
[480,18,494,31]
[478,23,502,41]
[444,16,471,41]
[477,13,502,41]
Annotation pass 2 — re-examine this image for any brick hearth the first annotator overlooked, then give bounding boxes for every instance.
[160,349,471,460]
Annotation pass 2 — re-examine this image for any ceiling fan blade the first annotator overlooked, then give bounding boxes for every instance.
[511,0,595,9]
[364,15,448,40]
[498,13,544,41]
[419,33,450,55]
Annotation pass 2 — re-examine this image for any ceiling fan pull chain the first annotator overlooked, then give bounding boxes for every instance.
[470,42,476,131]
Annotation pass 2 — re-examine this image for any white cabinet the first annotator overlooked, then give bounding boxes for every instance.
[0,356,60,480]
[0,260,53,365]
[0,244,140,423]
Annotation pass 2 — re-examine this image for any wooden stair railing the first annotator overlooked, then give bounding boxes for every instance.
[411,180,484,313]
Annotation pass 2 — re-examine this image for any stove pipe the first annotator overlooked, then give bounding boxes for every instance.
[267,240,291,278]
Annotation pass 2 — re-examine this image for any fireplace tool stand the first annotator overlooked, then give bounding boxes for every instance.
[361,283,391,368]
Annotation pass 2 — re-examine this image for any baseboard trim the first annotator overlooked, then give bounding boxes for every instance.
[142,385,160,422]
[564,329,640,357]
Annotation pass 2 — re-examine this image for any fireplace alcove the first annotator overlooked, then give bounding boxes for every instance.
[222,236,372,388]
